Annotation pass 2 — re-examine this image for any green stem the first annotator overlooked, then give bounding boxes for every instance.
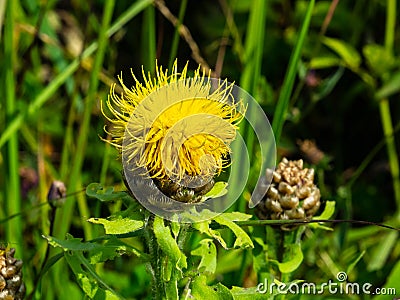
[4,0,23,257]
[379,99,400,218]
[145,216,165,299]
[381,0,400,219]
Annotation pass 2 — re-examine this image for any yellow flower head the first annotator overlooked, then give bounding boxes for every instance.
[102,60,243,185]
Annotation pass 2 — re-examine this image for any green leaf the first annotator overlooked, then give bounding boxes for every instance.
[86,182,132,202]
[270,243,303,273]
[191,239,217,274]
[309,56,341,69]
[44,235,98,252]
[346,250,365,275]
[363,44,396,76]
[230,286,269,300]
[313,200,336,220]
[214,213,254,249]
[321,37,361,69]
[310,200,336,230]
[367,231,398,271]
[203,182,228,199]
[373,258,400,300]
[190,275,233,299]
[312,67,344,102]
[64,249,120,299]
[87,237,145,263]
[193,220,227,249]
[170,221,180,239]
[88,217,144,235]
[375,70,400,99]
[153,216,187,271]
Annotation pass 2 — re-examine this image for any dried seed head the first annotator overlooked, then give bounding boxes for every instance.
[0,248,25,300]
[256,157,321,229]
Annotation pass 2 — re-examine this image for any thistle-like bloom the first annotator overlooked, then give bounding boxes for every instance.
[102,61,243,187]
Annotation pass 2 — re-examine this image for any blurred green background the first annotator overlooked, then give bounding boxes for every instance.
[1,0,400,298]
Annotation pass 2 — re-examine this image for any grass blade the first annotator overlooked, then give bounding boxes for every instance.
[271,0,315,144]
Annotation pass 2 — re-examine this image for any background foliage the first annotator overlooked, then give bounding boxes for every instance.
[1,0,400,299]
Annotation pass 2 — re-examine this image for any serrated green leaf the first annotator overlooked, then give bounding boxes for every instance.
[221,212,253,222]
[44,235,98,252]
[190,275,233,299]
[153,216,187,271]
[191,239,217,274]
[193,220,227,249]
[214,214,254,249]
[270,243,303,273]
[87,237,145,263]
[88,217,144,235]
[86,182,132,202]
[322,37,361,69]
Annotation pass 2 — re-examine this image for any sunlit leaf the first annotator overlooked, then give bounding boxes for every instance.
[86,182,132,202]
[312,200,335,220]
[321,37,361,69]
[192,220,227,249]
[214,213,254,249]
[270,243,303,273]
[203,182,228,199]
[190,275,232,299]
[230,286,270,300]
[88,217,144,235]
[309,56,341,69]
[191,238,217,274]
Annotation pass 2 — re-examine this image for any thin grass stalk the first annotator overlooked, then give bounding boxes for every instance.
[229,0,267,216]
[379,99,400,217]
[0,0,153,150]
[271,0,315,144]
[52,0,116,240]
[142,5,156,71]
[380,0,400,218]
[233,0,267,285]
[4,0,23,257]
[168,0,188,69]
